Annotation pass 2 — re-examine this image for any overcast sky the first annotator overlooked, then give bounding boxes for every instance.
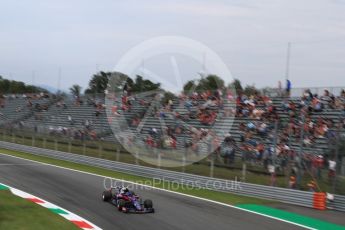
[1,0,345,92]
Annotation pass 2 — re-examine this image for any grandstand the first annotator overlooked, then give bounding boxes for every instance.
[0,86,344,195]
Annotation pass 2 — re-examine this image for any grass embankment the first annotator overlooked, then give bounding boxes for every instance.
[0,148,272,206]
[0,188,78,230]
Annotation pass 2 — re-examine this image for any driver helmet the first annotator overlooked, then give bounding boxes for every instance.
[120,187,129,194]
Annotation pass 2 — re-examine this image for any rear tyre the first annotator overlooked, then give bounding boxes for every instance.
[102,191,112,202]
[144,199,153,209]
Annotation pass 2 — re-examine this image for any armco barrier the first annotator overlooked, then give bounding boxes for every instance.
[0,141,344,212]
[333,195,345,212]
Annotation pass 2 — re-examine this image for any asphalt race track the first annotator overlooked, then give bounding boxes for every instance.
[0,154,303,230]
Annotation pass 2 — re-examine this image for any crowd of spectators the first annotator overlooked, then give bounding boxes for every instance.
[115,87,345,174]
[48,125,98,141]
[122,87,345,190]
[1,87,344,190]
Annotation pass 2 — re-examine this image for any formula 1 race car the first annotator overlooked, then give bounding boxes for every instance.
[102,187,155,214]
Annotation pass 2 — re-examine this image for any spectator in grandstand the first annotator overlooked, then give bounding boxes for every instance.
[84,119,90,129]
[131,116,140,127]
[288,176,296,189]
[255,142,265,161]
[159,109,166,119]
[302,89,313,102]
[184,99,193,112]
[339,89,345,106]
[74,95,81,106]
[286,101,297,118]
[170,136,177,149]
[311,96,323,112]
[149,128,158,138]
[247,121,256,131]
[27,99,33,108]
[68,115,74,125]
[313,155,324,180]
[303,135,313,147]
[307,180,317,192]
[281,99,289,112]
[146,135,154,148]
[328,158,337,182]
[95,105,103,117]
[321,90,334,109]
[167,99,173,111]
[257,122,268,137]
[314,119,329,138]
[15,106,22,112]
[286,79,292,97]
[226,89,235,102]
[252,107,264,119]
[220,134,236,164]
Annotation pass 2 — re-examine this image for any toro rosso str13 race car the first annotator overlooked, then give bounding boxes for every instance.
[102,187,155,214]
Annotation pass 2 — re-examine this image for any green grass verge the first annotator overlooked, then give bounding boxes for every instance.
[0,189,78,230]
[237,204,345,230]
[0,148,273,206]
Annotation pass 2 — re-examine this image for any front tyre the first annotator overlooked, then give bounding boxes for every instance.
[102,191,112,202]
[144,199,153,209]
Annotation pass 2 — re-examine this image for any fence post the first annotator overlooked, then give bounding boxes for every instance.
[32,135,35,147]
[157,151,161,168]
[54,139,58,151]
[182,152,186,173]
[135,149,139,165]
[153,147,160,168]
[242,162,247,181]
[68,140,71,153]
[341,157,345,176]
[43,138,46,149]
[116,147,120,161]
[210,154,214,178]
[98,143,103,158]
[11,132,15,143]
[83,143,86,155]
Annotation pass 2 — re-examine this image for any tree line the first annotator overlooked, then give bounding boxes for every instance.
[70,71,161,97]
[183,75,260,95]
[0,76,46,95]
[0,71,260,97]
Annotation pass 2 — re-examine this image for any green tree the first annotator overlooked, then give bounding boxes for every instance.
[162,91,176,104]
[105,72,132,93]
[183,75,224,93]
[131,75,160,92]
[85,72,160,95]
[85,71,109,95]
[69,84,82,97]
[244,85,259,96]
[229,79,243,94]
[183,80,196,93]
[196,75,224,91]
[0,77,45,94]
